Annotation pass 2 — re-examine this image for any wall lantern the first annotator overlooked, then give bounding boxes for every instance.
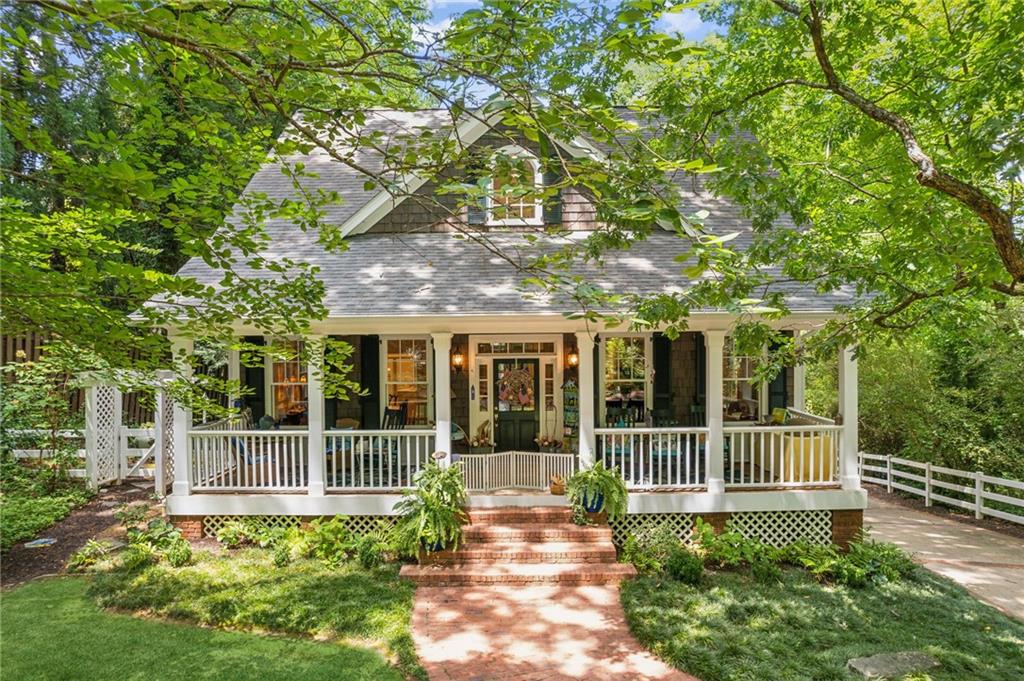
[451,346,465,373]
[566,349,580,368]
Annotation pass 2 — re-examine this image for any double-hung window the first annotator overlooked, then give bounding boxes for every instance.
[487,145,543,226]
[603,336,647,425]
[270,339,308,426]
[383,338,431,426]
[723,338,760,421]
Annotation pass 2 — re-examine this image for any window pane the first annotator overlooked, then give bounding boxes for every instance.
[540,342,554,353]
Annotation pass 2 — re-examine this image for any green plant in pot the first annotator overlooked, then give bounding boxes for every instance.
[567,460,628,522]
[393,458,468,559]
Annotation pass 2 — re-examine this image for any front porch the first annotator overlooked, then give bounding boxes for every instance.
[163,322,865,532]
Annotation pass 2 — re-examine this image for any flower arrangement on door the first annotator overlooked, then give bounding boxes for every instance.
[497,366,534,407]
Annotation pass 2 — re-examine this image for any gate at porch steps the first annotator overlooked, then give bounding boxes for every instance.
[457,450,576,493]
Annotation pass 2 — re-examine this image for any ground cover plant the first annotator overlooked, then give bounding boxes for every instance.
[622,568,1024,681]
[1,578,401,681]
[81,512,422,680]
[0,455,91,551]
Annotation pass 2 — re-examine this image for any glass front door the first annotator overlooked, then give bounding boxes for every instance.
[493,358,539,451]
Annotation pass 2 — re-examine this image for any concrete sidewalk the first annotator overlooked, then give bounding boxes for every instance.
[865,494,1024,620]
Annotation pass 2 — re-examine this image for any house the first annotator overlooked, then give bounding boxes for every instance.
[159,108,866,548]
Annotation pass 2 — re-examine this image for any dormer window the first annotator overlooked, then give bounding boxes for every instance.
[487,145,543,226]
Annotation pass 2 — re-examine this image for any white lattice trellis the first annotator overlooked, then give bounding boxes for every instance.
[85,384,121,488]
[609,513,694,547]
[202,515,396,538]
[730,510,832,547]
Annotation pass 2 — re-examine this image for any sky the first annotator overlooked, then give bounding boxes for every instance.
[421,1,719,41]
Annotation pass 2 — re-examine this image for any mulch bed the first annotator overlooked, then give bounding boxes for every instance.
[1,483,156,590]
[866,482,1024,541]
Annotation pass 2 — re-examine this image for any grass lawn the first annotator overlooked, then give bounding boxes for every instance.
[87,547,424,680]
[622,567,1024,681]
[0,578,402,681]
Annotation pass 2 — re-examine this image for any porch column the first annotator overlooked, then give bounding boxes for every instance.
[432,333,453,465]
[838,345,860,490]
[792,330,806,411]
[575,332,596,468]
[704,330,726,494]
[169,336,193,497]
[307,336,326,496]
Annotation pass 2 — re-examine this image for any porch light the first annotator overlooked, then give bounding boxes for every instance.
[566,349,580,368]
[451,346,465,373]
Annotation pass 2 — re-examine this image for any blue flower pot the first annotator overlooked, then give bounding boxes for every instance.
[421,538,445,553]
[583,491,605,513]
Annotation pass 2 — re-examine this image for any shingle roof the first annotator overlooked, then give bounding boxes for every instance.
[173,109,852,318]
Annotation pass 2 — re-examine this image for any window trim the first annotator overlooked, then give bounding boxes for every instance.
[485,145,544,227]
[263,338,308,427]
[598,333,652,426]
[378,335,434,429]
[722,337,767,421]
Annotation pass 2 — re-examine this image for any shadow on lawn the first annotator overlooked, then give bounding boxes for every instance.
[88,550,424,680]
[621,567,1024,681]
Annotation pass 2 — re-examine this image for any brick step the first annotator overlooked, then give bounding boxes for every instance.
[467,506,571,525]
[400,562,636,586]
[462,523,612,544]
[422,541,617,565]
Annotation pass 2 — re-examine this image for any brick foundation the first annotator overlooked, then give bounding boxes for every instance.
[695,512,731,534]
[170,515,204,540]
[831,509,864,550]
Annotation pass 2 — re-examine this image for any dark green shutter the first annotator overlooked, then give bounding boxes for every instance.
[324,335,343,428]
[242,335,265,420]
[593,339,601,429]
[768,335,790,411]
[542,168,562,225]
[359,335,380,429]
[695,332,707,406]
[652,333,672,411]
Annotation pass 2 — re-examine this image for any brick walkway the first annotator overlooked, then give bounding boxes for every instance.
[412,584,696,680]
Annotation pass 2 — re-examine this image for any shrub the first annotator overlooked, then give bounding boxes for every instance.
[67,539,113,572]
[164,537,193,567]
[781,535,916,587]
[215,520,249,548]
[114,502,149,529]
[665,545,703,584]
[121,543,158,571]
[306,517,351,564]
[354,532,388,569]
[621,522,682,574]
[693,518,776,568]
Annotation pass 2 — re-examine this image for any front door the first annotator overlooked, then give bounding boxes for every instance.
[493,358,539,451]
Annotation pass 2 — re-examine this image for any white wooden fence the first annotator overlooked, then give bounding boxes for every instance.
[459,450,576,492]
[725,425,841,488]
[324,429,435,491]
[596,427,708,489]
[859,452,1024,525]
[8,425,154,486]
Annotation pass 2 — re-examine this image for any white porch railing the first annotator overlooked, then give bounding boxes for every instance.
[460,450,576,492]
[724,425,842,487]
[324,429,435,491]
[188,430,309,491]
[596,427,709,489]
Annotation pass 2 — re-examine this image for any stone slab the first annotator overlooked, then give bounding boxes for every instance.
[847,651,939,679]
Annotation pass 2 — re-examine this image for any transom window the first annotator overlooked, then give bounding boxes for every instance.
[723,338,760,421]
[270,340,308,425]
[384,338,430,426]
[487,146,543,226]
[604,336,646,424]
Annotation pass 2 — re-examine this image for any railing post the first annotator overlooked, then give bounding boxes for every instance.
[924,462,932,507]
[704,330,726,494]
[886,455,893,493]
[975,472,984,519]
[837,345,861,490]
[575,332,596,469]
[307,336,325,496]
[431,333,453,466]
[170,336,193,497]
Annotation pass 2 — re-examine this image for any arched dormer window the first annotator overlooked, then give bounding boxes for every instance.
[487,145,543,226]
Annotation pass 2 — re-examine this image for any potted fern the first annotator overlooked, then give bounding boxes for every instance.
[567,460,628,522]
[393,458,469,559]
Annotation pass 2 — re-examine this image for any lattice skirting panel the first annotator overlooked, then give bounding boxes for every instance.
[730,510,832,547]
[201,514,396,539]
[609,510,834,548]
[609,513,695,547]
